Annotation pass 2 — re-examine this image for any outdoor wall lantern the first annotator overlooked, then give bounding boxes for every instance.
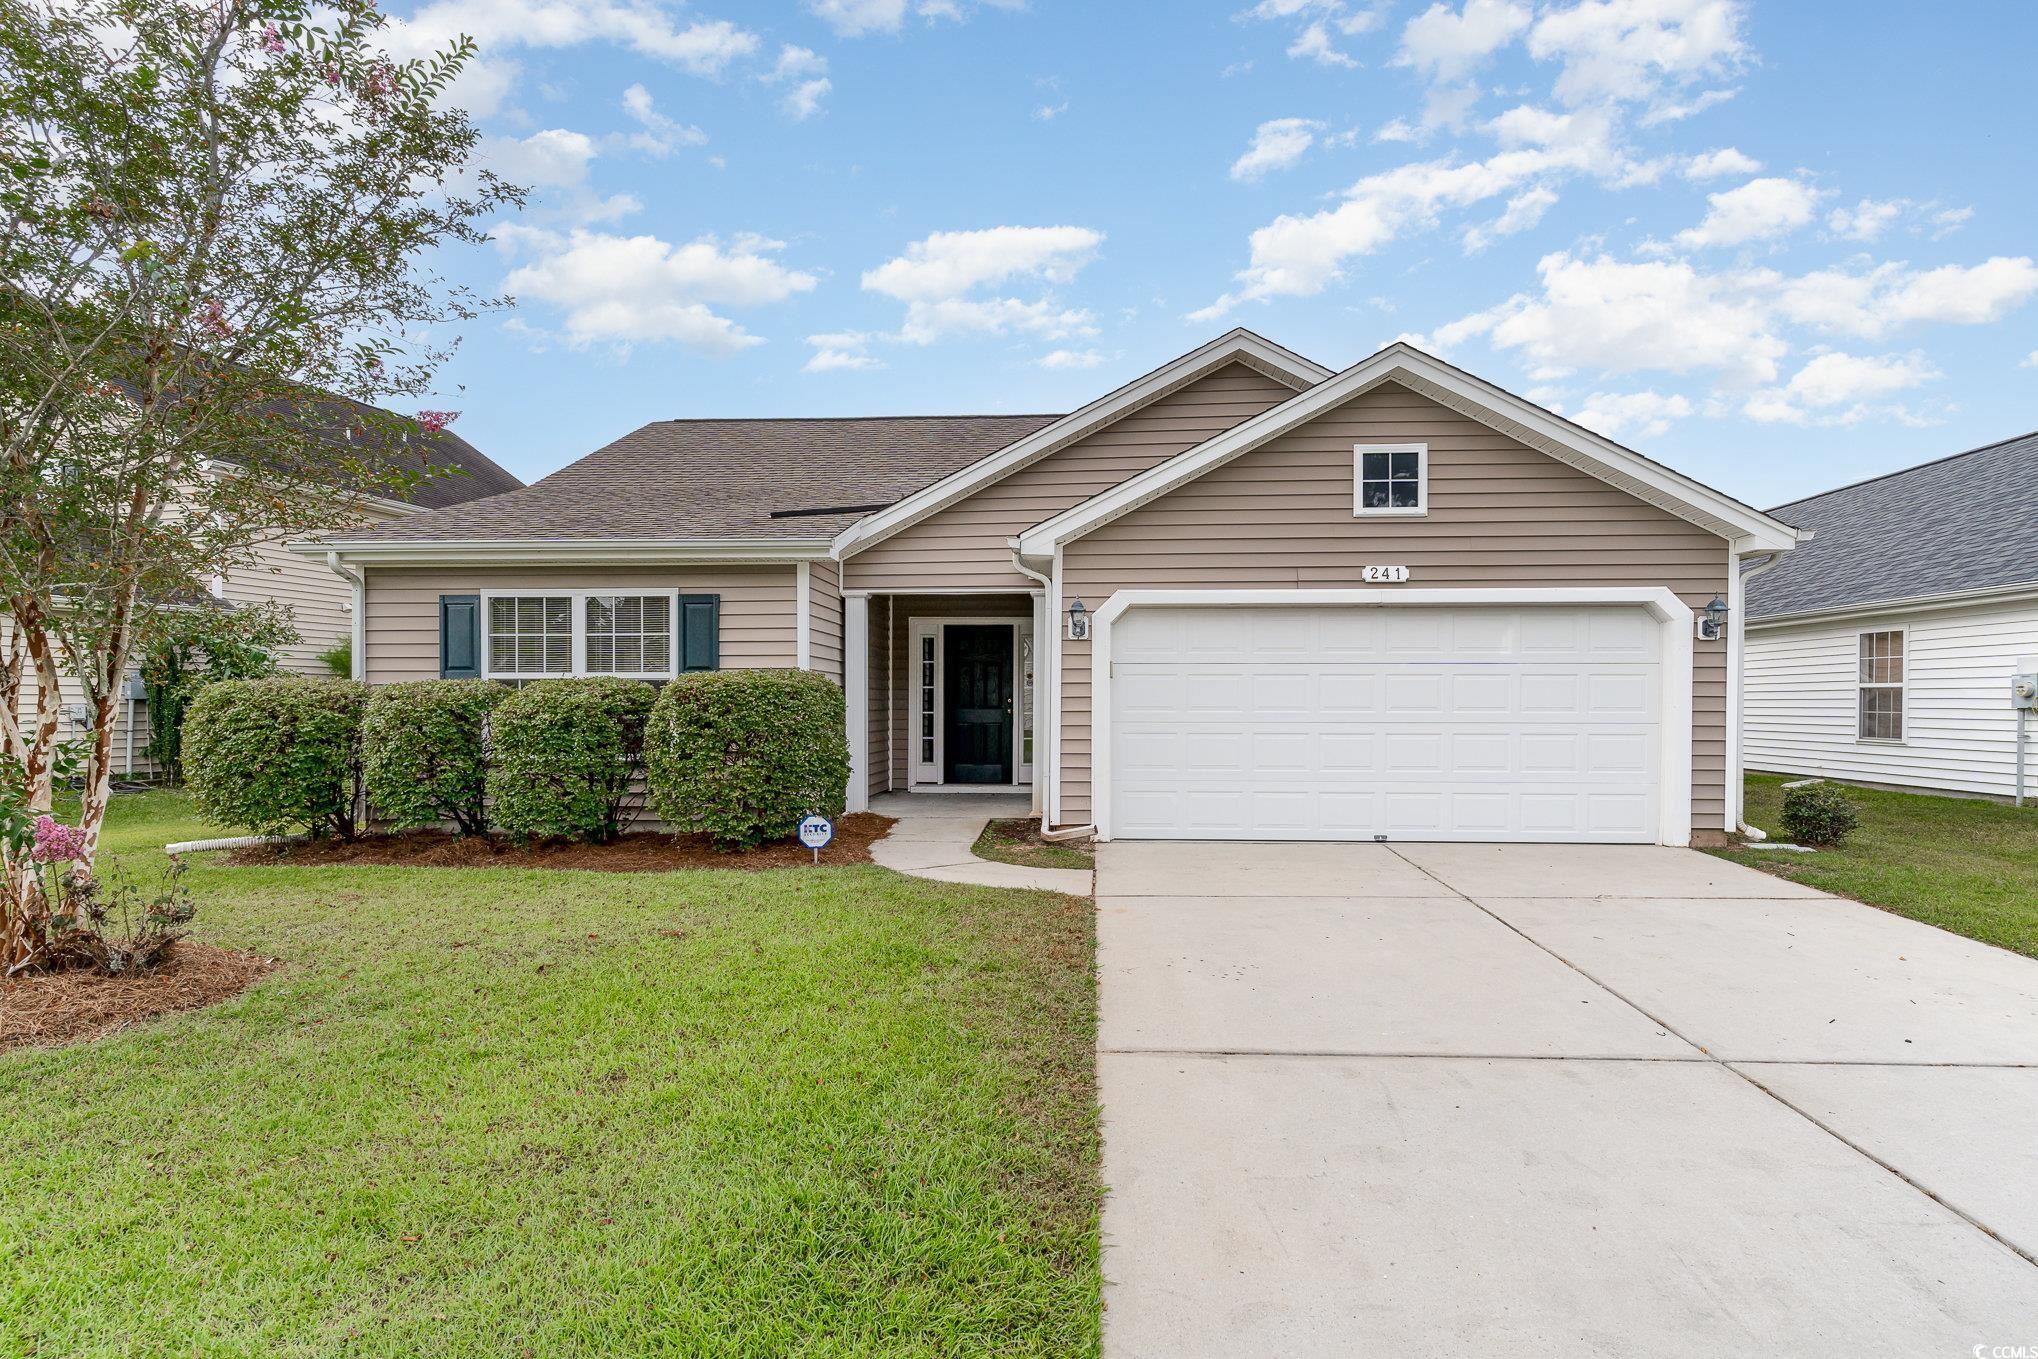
[1696,594,1729,642]
[1066,596,1090,641]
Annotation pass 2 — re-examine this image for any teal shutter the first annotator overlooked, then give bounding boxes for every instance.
[678,594,719,672]
[440,595,481,679]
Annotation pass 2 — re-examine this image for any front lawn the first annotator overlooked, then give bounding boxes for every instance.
[971,818,1094,872]
[1714,774,2038,959]
[1,792,1100,1357]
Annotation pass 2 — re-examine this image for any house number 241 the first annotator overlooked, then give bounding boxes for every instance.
[1362,564,1412,583]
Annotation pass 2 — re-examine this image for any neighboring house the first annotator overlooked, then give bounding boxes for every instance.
[10,398,521,778]
[1744,431,2038,801]
[304,330,1803,846]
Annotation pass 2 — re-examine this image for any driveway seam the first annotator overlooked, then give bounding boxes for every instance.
[1101,1048,1714,1062]
[1382,845,2038,1274]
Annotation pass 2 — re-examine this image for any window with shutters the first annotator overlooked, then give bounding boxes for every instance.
[584,594,672,677]
[1857,629,1905,741]
[487,597,572,678]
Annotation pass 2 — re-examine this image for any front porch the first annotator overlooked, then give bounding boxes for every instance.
[844,591,1044,814]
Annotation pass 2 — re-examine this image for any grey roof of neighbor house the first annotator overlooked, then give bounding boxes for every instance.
[1746,430,2038,620]
[288,393,524,510]
[330,414,1065,542]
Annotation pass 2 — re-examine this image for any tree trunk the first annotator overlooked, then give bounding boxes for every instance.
[76,687,121,873]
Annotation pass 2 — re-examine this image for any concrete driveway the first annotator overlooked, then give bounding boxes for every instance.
[1098,841,2038,1357]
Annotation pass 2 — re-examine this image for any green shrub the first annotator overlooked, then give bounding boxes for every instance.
[486,678,656,842]
[362,680,509,834]
[646,670,849,850]
[1780,782,1860,847]
[182,678,366,838]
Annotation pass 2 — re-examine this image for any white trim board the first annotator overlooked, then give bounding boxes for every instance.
[830,328,1329,561]
[297,538,833,566]
[1081,587,1696,847]
[1017,342,1801,561]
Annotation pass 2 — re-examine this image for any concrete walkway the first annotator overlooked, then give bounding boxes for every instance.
[1099,840,2038,1357]
[868,791,1093,894]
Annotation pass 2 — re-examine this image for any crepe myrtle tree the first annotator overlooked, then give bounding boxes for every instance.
[0,0,519,962]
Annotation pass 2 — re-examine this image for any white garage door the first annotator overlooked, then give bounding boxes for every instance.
[1108,604,1663,843]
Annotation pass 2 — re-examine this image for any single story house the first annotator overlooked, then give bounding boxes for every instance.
[302,330,1805,846]
[1745,430,2038,801]
[8,399,520,778]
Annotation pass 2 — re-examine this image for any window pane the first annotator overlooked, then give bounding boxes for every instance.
[1361,452,1389,481]
[544,634,570,672]
[1362,481,1391,509]
[1859,686,1902,740]
[545,598,571,631]
[1859,630,1903,683]
[586,636,614,672]
[1390,480,1420,508]
[1390,450,1419,480]
[586,596,614,631]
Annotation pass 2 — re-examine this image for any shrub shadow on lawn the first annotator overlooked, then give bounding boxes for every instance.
[224,812,897,873]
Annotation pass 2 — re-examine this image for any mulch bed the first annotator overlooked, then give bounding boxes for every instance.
[224,812,897,872]
[1,943,279,1053]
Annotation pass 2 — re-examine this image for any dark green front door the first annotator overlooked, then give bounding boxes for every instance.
[944,625,1013,784]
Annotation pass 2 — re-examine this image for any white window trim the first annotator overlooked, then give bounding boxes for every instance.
[1354,442,1428,518]
[907,615,1035,789]
[1085,587,1696,847]
[1855,624,1908,745]
[481,589,681,681]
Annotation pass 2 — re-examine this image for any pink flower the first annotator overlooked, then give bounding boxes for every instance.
[30,816,86,865]
[260,23,285,55]
[199,298,232,338]
[323,64,342,87]
[415,409,460,433]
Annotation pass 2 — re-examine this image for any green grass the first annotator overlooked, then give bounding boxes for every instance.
[970,819,1093,873]
[2,792,1100,1357]
[1714,774,2038,959]
[51,784,226,859]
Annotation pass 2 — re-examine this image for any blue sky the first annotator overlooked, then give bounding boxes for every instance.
[381,0,2038,508]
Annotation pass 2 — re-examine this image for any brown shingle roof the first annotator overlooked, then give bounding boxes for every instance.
[279,392,524,510]
[331,414,1062,543]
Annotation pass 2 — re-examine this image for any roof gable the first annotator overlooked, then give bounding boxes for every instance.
[832,328,1330,559]
[1016,343,1800,560]
[1746,429,2038,620]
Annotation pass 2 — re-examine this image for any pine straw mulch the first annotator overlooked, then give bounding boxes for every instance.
[224,812,897,873]
[1,942,279,1053]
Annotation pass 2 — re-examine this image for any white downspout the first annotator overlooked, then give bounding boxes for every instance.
[795,561,812,670]
[325,552,367,681]
[1732,550,1785,840]
[1010,548,1057,832]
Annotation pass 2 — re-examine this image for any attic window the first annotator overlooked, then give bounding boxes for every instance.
[1355,443,1427,516]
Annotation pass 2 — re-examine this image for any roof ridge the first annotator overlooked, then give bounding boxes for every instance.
[658,413,1062,424]
[1767,428,2038,512]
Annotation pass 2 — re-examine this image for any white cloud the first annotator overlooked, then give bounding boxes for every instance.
[1636,84,1737,126]
[1673,176,1821,249]
[1931,205,1974,239]
[1682,146,1758,181]
[1568,389,1694,438]
[1743,350,1939,424]
[381,1,759,87]
[1231,118,1322,182]
[808,0,1015,36]
[764,46,831,121]
[862,226,1105,346]
[2022,350,2038,370]
[1395,0,1532,83]
[1527,0,1748,107]
[1288,21,1359,67]
[621,83,707,156]
[1462,185,1558,252]
[501,229,816,353]
[1431,251,1787,383]
[804,332,884,372]
[1034,100,1070,121]
[485,128,600,189]
[1825,197,1904,242]
[1776,257,2038,338]
[1039,348,1111,370]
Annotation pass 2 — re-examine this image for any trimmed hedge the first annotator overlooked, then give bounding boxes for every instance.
[646,669,849,850]
[1780,781,1860,847]
[362,680,509,834]
[486,678,657,842]
[182,678,367,838]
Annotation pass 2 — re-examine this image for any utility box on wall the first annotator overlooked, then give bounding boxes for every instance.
[2014,657,2038,711]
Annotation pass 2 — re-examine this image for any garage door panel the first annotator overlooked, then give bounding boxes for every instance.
[1108,604,1663,844]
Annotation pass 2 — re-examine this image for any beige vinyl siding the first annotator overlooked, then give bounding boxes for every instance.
[1746,594,2038,798]
[362,565,798,684]
[808,558,844,682]
[220,510,403,676]
[866,596,892,800]
[1055,380,1732,832]
[882,594,1033,789]
[846,363,1297,594]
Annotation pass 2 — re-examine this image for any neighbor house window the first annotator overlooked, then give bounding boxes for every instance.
[584,594,672,677]
[1355,443,1427,515]
[1857,629,1904,741]
[488,596,572,678]
[919,634,936,766]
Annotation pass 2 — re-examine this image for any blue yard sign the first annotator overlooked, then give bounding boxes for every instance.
[798,814,834,864]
